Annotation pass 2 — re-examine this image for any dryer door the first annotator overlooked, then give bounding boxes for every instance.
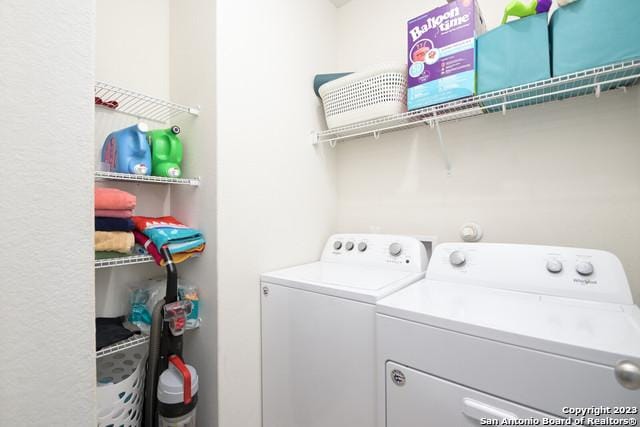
[385,362,563,426]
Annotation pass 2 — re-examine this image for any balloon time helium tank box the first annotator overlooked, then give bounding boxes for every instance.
[407,0,485,110]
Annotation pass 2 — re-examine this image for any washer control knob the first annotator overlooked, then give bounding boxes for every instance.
[389,243,402,257]
[546,259,563,274]
[449,250,466,267]
[345,241,354,251]
[615,361,640,390]
[333,241,342,250]
[358,242,368,252]
[576,261,594,276]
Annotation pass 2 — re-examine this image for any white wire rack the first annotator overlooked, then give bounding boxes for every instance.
[96,335,150,359]
[95,171,200,186]
[313,59,640,145]
[95,81,200,123]
[95,254,155,269]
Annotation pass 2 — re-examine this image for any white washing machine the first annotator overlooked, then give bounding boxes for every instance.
[261,234,428,427]
[376,243,640,427]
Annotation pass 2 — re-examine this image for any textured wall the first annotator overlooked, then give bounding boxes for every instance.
[0,0,96,425]
[335,0,640,303]
[216,0,338,425]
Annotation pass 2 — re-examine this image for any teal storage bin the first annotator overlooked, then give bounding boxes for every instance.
[477,13,551,94]
[550,0,640,76]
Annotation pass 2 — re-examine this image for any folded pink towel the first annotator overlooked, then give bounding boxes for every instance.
[95,209,134,218]
[95,188,136,210]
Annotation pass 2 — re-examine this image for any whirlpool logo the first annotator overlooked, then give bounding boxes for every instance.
[573,278,597,286]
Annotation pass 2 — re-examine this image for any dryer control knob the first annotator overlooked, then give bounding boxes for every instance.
[389,243,402,257]
[345,241,354,251]
[358,242,368,252]
[546,259,563,274]
[333,241,342,250]
[576,261,594,276]
[449,250,466,267]
[615,361,640,390]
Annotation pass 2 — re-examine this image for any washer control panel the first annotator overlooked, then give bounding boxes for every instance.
[430,243,632,305]
[322,234,428,273]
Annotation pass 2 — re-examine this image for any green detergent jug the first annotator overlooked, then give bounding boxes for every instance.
[148,125,183,178]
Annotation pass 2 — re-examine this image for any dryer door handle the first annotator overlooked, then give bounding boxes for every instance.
[462,398,518,423]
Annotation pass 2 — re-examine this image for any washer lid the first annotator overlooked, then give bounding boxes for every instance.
[377,279,640,367]
[261,261,425,303]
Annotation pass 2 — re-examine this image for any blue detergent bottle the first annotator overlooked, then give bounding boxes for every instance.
[101,123,152,175]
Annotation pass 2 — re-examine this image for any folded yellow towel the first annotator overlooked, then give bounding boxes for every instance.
[95,231,134,254]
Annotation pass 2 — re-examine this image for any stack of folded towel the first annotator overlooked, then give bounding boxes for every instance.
[132,216,206,265]
[95,188,136,258]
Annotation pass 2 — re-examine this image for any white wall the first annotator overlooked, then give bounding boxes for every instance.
[96,0,170,99]
[0,0,96,425]
[169,0,218,424]
[335,0,640,303]
[216,0,339,425]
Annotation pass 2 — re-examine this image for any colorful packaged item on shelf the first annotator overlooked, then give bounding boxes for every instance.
[178,283,201,329]
[101,123,152,175]
[550,0,640,77]
[129,278,201,333]
[148,125,184,178]
[407,0,486,110]
[477,13,550,94]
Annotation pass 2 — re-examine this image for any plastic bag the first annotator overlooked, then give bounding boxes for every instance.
[128,278,201,333]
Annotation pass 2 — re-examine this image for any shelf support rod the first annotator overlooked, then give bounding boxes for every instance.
[425,117,452,175]
[434,120,452,175]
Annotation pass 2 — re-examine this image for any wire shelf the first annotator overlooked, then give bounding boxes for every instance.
[95,254,155,269]
[314,59,640,144]
[95,171,200,186]
[96,335,149,359]
[95,81,200,123]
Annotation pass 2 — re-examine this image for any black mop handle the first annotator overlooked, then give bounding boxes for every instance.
[160,246,178,304]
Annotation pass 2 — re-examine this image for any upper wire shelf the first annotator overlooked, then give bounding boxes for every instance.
[313,59,640,145]
[95,171,200,186]
[95,81,200,123]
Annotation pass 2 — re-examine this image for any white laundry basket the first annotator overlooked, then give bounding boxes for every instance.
[318,65,407,129]
[97,346,148,427]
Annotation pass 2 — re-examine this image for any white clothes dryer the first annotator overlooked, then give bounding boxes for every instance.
[261,234,428,427]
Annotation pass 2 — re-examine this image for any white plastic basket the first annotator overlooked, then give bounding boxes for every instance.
[319,65,407,129]
[97,346,148,427]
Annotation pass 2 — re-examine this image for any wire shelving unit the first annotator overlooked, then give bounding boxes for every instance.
[96,335,150,359]
[313,59,640,145]
[95,81,200,123]
[95,171,200,186]
[95,254,155,269]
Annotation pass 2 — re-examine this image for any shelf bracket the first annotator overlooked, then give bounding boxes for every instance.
[595,83,601,98]
[434,120,452,175]
[373,130,380,140]
[502,95,507,116]
[424,118,452,175]
[329,139,337,148]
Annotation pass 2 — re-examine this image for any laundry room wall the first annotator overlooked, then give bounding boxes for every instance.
[216,0,339,425]
[334,0,640,303]
[169,0,218,424]
[1,0,96,424]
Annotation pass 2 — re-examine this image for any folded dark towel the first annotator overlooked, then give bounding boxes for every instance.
[96,317,139,350]
[95,217,135,232]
